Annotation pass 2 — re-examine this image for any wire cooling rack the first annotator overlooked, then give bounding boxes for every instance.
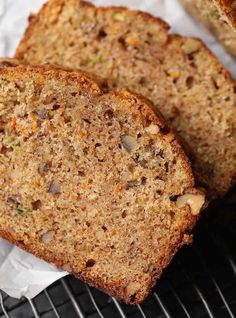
[0,185,236,318]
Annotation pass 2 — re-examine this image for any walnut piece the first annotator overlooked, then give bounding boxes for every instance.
[112,12,126,22]
[176,193,205,216]
[145,124,160,135]
[182,39,201,55]
[48,180,61,194]
[121,135,138,153]
[40,230,55,244]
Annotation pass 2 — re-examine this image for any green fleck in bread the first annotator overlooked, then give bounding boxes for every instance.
[15,0,236,198]
[0,59,205,304]
[180,0,236,58]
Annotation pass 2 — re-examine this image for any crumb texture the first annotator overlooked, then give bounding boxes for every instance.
[15,0,236,197]
[0,62,203,304]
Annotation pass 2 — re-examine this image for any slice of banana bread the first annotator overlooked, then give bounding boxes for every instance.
[0,59,205,304]
[180,0,236,58]
[15,0,236,198]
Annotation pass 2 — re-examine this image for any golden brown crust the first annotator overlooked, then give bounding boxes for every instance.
[213,0,236,27]
[0,58,107,96]
[15,0,169,60]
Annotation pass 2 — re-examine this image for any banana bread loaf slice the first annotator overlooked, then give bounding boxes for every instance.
[180,0,236,58]
[15,0,236,198]
[0,59,205,304]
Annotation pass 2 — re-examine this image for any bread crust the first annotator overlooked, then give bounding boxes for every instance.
[0,57,108,94]
[213,0,236,28]
[15,0,169,60]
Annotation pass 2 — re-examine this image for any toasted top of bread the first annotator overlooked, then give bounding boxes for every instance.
[0,59,204,304]
[15,0,236,198]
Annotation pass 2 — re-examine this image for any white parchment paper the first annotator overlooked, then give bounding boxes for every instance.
[0,0,235,300]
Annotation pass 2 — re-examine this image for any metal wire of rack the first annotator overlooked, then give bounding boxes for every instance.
[0,186,236,318]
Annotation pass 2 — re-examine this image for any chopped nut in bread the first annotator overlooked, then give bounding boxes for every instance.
[176,193,205,215]
[182,38,201,55]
